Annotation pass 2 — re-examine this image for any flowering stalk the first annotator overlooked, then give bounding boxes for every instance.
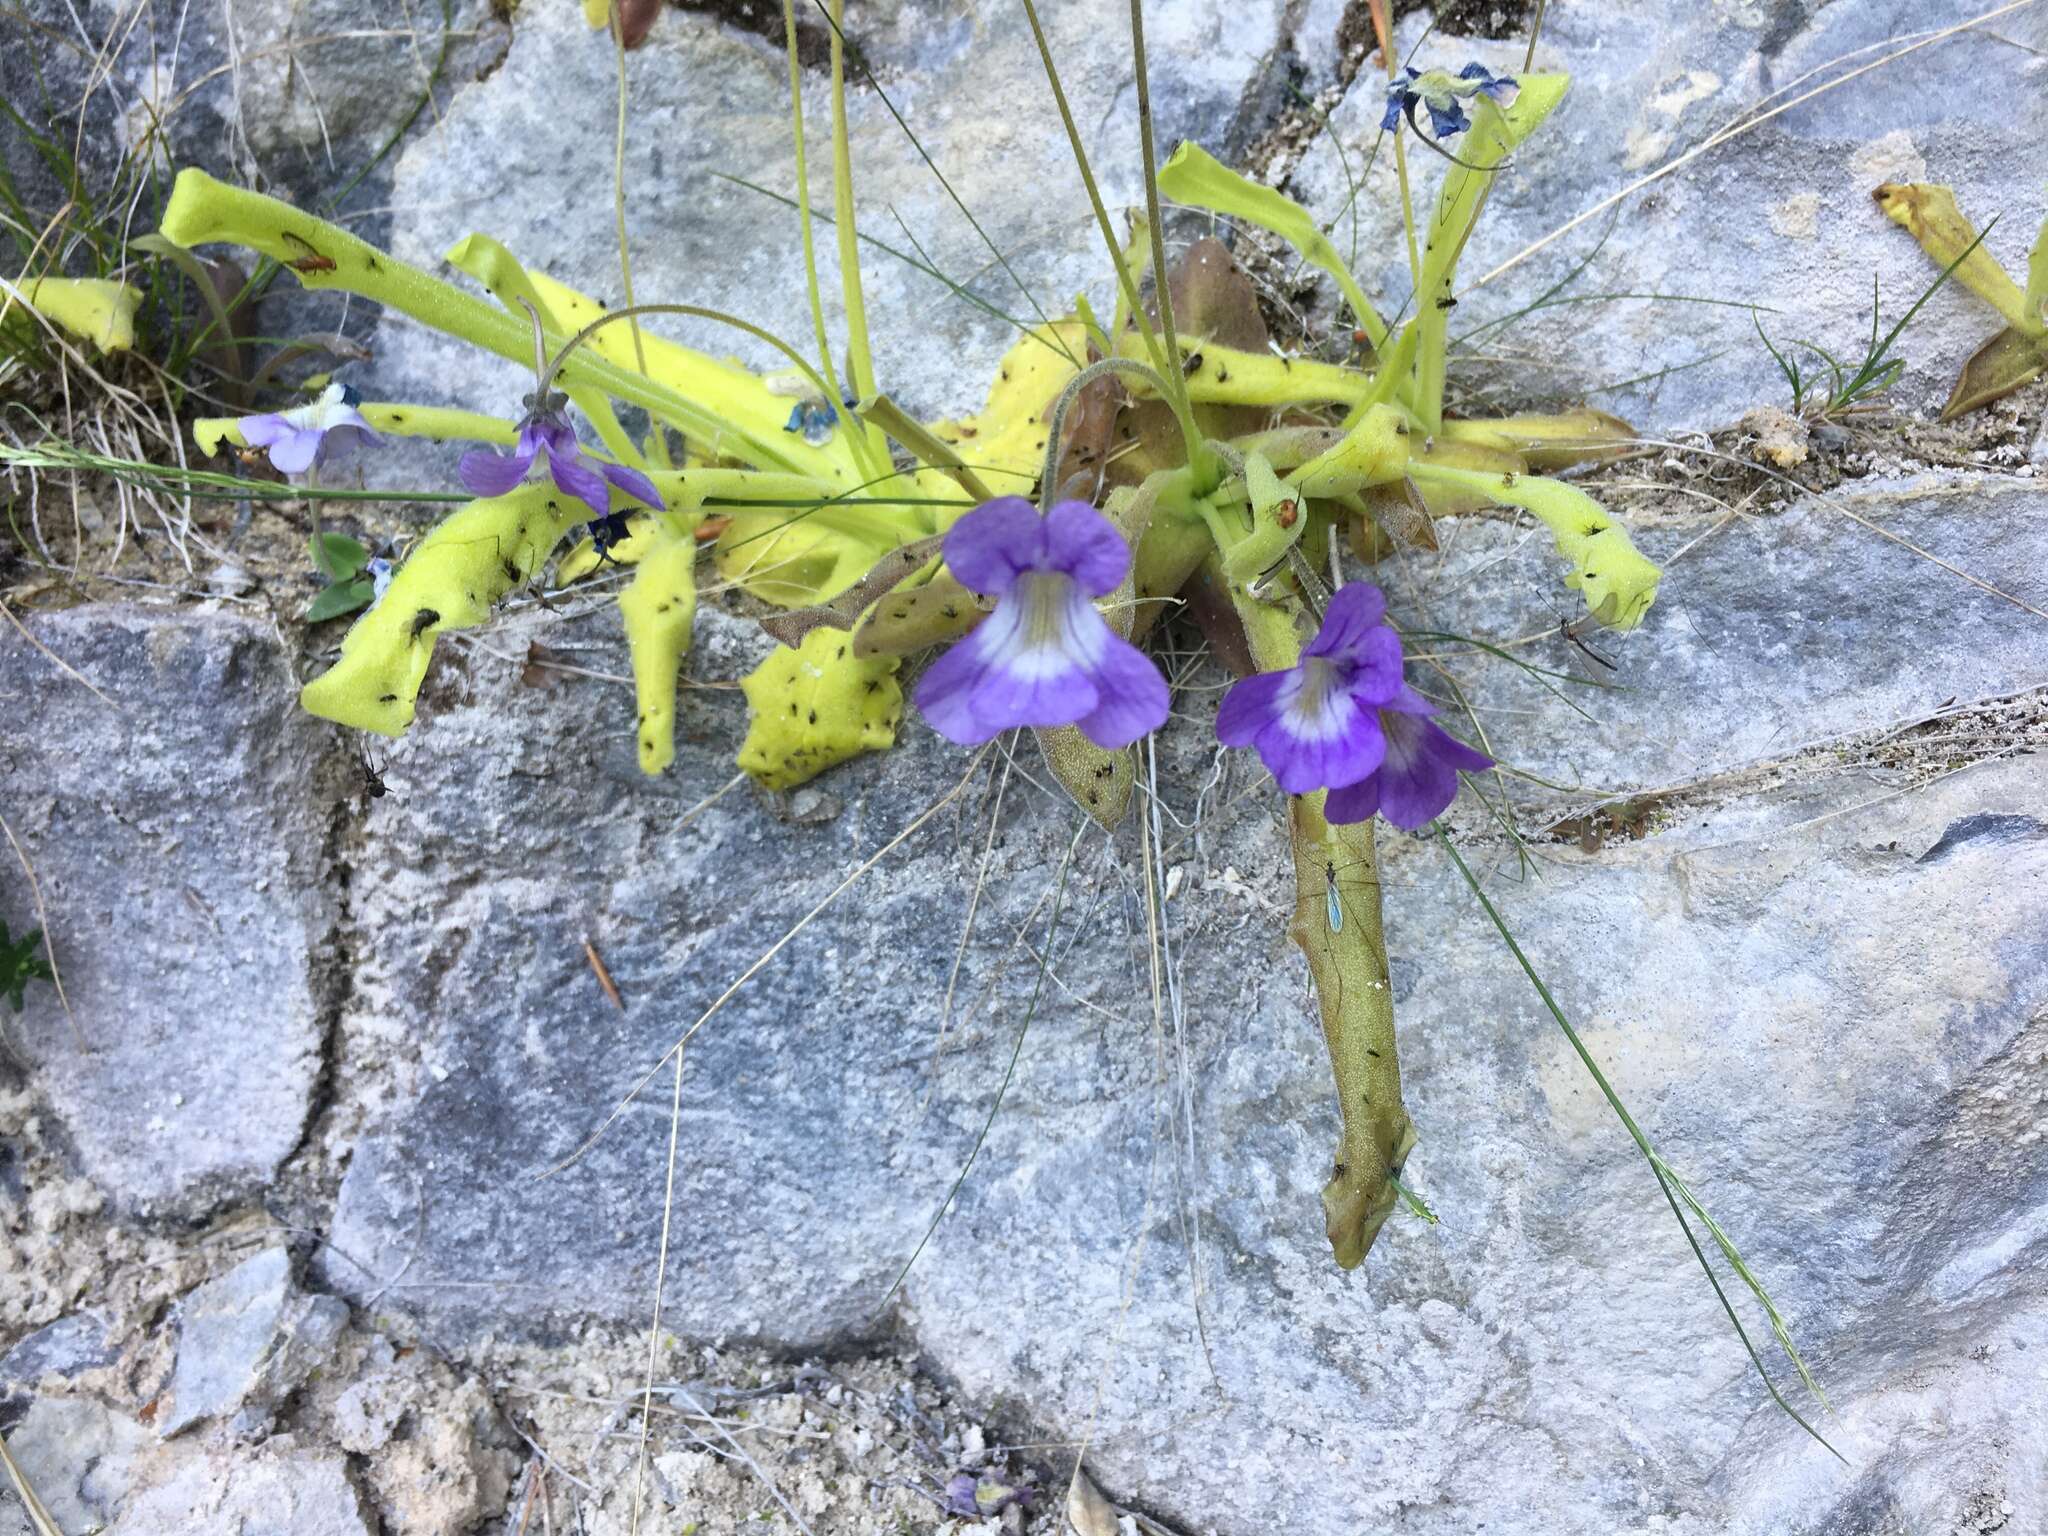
[1231,579,1413,1266]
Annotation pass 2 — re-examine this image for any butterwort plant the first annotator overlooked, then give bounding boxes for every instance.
[159,33,1651,1274]
[148,0,1832,1451]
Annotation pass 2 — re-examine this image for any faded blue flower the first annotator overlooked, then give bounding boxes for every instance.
[237,382,378,475]
[1381,62,1520,140]
[459,390,663,519]
[939,1471,1032,1519]
[783,397,838,445]
[914,497,1169,748]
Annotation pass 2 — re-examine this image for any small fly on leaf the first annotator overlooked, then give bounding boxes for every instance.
[281,231,337,274]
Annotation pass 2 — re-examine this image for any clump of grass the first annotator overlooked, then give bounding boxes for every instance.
[1753,221,1990,419]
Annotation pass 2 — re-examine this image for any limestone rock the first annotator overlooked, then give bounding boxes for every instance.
[162,1248,349,1438]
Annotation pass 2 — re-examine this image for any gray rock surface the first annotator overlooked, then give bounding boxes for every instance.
[361,0,1300,444]
[105,1441,375,1536]
[306,473,2047,1534]
[1285,3,2048,432]
[0,1310,115,1393]
[0,608,334,1218]
[1401,471,2048,796]
[4,1396,152,1533]
[162,1247,349,1438]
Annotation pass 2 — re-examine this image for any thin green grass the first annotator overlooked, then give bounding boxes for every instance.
[804,0,1077,368]
[1756,219,1991,418]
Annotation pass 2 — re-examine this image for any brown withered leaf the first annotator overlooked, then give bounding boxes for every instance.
[520,640,566,689]
[1180,557,1257,680]
[756,533,947,649]
[1054,236,1279,495]
[1355,477,1438,555]
[850,574,988,659]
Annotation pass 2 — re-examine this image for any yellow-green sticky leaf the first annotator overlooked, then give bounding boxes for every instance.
[1438,408,1636,470]
[1157,142,1387,348]
[2027,209,2048,331]
[8,278,141,351]
[1410,464,1660,629]
[1873,182,2036,335]
[737,627,902,790]
[1284,405,1410,499]
[714,504,898,609]
[301,485,581,735]
[928,321,1085,493]
[524,270,865,488]
[618,522,698,774]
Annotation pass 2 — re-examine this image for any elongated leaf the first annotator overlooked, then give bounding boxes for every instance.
[1873,182,2036,334]
[1157,142,1388,347]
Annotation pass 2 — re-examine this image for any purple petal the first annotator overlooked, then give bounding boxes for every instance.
[1076,630,1169,747]
[315,423,379,468]
[1302,583,1388,661]
[1041,499,1130,597]
[264,426,326,475]
[942,497,1047,596]
[237,412,290,448]
[913,602,1098,744]
[601,460,665,510]
[1215,668,1290,748]
[525,413,579,459]
[1251,682,1384,793]
[460,444,536,498]
[1324,773,1381,825]
[940,1474,980,1519]
[1369,711,1494,829]
[544,441,613,519]
[1341,623,1407,706]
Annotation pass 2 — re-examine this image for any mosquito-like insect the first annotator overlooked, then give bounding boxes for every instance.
[353,744,389,801]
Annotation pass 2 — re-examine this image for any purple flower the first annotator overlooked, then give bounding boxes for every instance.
[1215,584,1406,793]
[1381,63,1519,139]
[458,390,663,518]
[1325,699,1494,829]
[238,382,378,475]
[1215,581,1493,829]
[939,1471,1032,1518]
[913,497,1169,748]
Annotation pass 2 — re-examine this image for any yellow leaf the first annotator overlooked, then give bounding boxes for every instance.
[1873,182,2036,335]
[736,627,902,790]
[927,321,1087,494]
[301,484,580,735]
[618,523,698,774]
[8,278,141,351]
